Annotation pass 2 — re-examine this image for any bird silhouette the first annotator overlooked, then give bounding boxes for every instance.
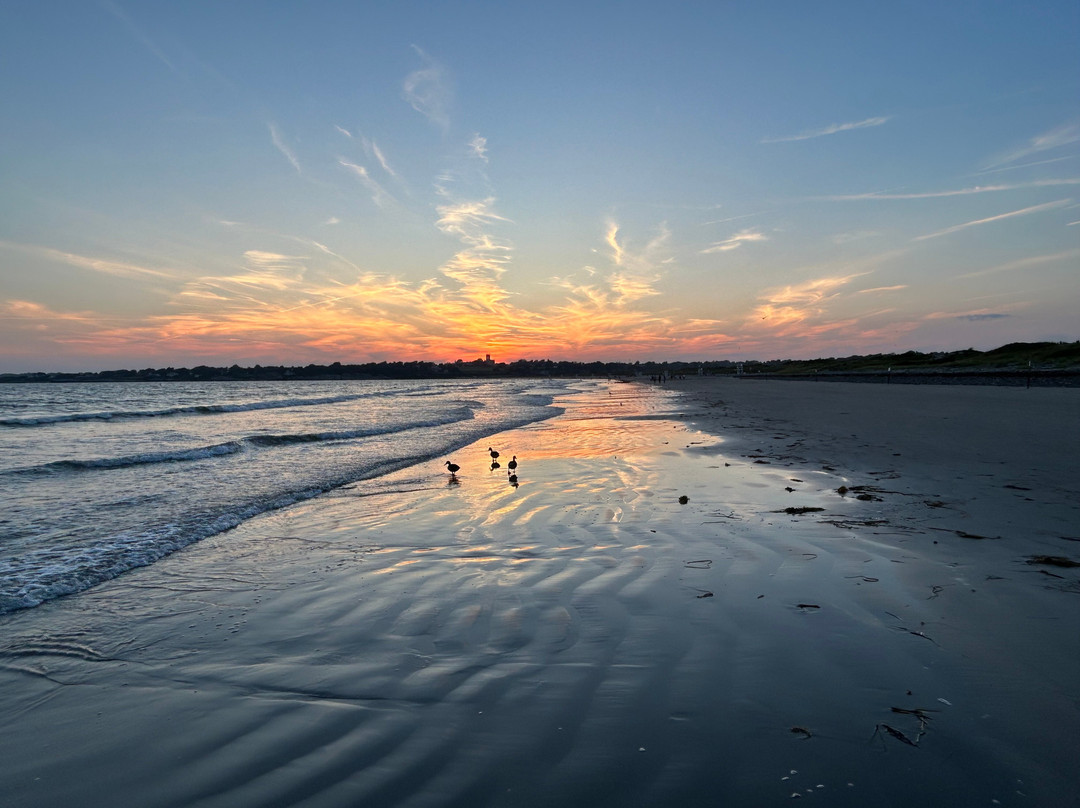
[507,456,518,471]
[490,460,500,471]
[488,447,500,460]
[508,470,518,486]
[444,460,460,478]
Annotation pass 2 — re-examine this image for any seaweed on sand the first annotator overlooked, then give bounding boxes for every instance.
[1026,555,1080,568]
[872,707,937,749]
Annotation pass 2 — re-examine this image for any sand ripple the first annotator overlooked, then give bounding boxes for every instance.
[1,381,1077,807]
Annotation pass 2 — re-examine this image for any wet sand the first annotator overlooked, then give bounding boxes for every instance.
[1,379,1078,807]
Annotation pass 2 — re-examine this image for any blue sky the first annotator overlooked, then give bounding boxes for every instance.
[1,1,1077,371]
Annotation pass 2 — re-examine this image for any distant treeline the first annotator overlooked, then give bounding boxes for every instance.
[1,341,1077,383]
[1,358,705,383]
[744,340,1080,375]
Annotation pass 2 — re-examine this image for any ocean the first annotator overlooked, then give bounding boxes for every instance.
[0,377,584,614]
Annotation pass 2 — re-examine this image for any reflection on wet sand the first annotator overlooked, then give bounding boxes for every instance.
[1,380,1077,807]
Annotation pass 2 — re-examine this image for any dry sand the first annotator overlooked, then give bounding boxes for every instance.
[1,378,1077,807]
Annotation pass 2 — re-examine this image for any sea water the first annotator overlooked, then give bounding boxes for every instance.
[0,378,584,613]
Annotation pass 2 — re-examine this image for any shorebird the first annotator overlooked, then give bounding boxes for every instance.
[444,460,460,478]
[488,447,500,460]
[507,456,518,471]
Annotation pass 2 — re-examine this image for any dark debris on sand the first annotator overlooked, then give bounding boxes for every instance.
[1026,554,1080,568]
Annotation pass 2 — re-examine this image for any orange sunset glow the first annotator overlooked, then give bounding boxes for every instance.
[1,4,1076,372]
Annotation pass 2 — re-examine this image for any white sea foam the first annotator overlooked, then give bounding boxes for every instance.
[0,378,570,613]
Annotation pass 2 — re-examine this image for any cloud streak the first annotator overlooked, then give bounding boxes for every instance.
[468,134,489,162]
[403,46,451,129]
[269,123,301,174]
[914,199,1072,241]
[101,0,179,75]
[762,116,890,144]
[822,179,1080,201]
[338,159,395,207]
[986,122,1080,169]
[605,223,625,266]
[370,141,397,178]
[0,240,175,280]
[924,307,1017,321]
[747,272,870,336]
[974,156,1075,176]
[856,285,907,294]
[954,248,1080,280]
[700,229,767,253]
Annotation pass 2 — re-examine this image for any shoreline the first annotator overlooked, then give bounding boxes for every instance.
[729,368,1080,386]
[3,367,1078,387]
[668,376,1080,544]
[1,378,1077,807]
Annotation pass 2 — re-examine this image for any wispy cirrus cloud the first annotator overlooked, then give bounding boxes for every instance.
[985,122,1080,169]
[304,239,362,274]
[954,248,1080,280]
[338,159,395,207]
[468,134,489,162]
[605,222,626,266]
[1,299,104,325]
[856,285,907,294]
[0,297,228,369]
[537,224,670,360]
[174,250,308,310]
[821,179,1080,201]
[269,123,301,174]
[700,229,767,253]
[762,116,890,144]
[914,199,1072,241]
[102,0,179,75]
[433,196,514,312]
[974,155,1075,176]
[541,224,671,351]
[10,198,719,363]
[660,319,739,354]
[435,198,511,242]
[403,46,451,130]
[925,308,1016,321]
[359,137,399,180]
[571,223,667,308]
[601,221,669,283]
[4,228,682,364]
[751,273,868,329]
[0,240,175,280]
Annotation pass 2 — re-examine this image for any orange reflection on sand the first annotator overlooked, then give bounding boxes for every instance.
[372,558,426,574]
[448,556,501,565]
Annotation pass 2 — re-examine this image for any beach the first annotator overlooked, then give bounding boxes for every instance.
[1,377,1078,807]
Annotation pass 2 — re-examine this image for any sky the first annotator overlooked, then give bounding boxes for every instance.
[1,1,1078,372]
